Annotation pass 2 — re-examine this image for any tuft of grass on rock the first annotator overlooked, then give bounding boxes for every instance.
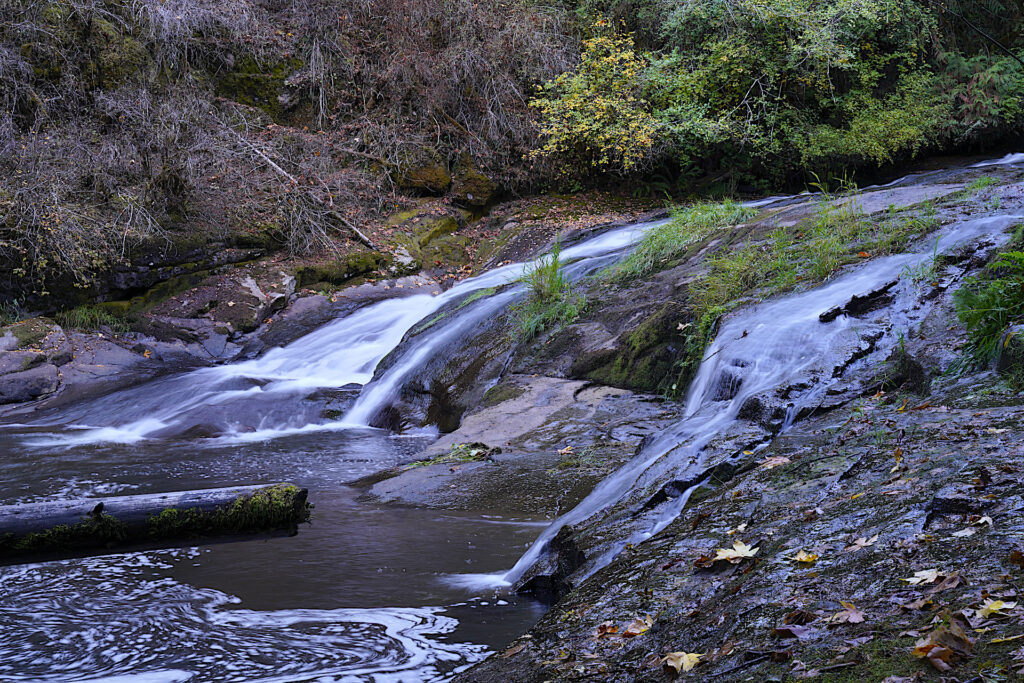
[954,251,1024,369]
[56,305,130,335]
[513,242,585,340]
[608,199,756,281]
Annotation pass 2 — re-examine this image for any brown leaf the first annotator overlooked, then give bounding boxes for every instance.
[1009,550,1024,570]
[621,615,654,637]
[911,611,975,671]
[595,621,618,639]
[829,602,865,624]
[773,624,814,640]
[784,609,818,626]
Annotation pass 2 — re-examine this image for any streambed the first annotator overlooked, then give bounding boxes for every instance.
[0,428,546,682]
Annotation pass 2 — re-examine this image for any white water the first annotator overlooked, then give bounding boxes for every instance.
[496,211,1024,586]
[20,218,673,447]
[971,152,1024,168]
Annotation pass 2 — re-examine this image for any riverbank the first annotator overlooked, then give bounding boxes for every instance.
[3,154,1024,681]
[344,157,1024,681]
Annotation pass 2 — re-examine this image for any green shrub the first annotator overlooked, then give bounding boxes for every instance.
[954,251,1024,366]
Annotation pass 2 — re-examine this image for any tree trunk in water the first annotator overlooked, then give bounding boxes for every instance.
[0,483,310,565]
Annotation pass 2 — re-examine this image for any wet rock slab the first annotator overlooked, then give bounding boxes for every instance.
[357,375,682,517]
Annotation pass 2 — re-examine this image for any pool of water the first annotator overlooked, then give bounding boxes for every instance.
[0,427,547,682]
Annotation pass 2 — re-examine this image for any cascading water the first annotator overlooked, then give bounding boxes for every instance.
[494,210,1024,588]
[18,217,669,448]
[2,153,1021,682]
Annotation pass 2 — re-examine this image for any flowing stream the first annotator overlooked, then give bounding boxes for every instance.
[1,153,1021,681]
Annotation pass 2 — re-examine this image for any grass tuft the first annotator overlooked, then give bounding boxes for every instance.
[55,305,131,335]
[954,251,1024,368]
[513,242,585,340]
[608,200,756,281]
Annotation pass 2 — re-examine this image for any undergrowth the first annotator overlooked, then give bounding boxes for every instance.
[954,251,1024,371]
[56,305,131,334]
[513,242,585,340]
[608,200,756,281]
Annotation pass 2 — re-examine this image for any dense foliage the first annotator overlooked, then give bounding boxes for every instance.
[532,1,1024,187]
[1,0,1022,302]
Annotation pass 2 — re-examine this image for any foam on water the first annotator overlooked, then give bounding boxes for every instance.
[0,551,486,683]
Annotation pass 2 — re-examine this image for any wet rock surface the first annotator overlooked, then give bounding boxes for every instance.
[454,168,1024,681]
[357,375,682,517]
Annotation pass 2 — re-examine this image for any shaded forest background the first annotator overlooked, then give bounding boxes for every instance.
[1,0,1022,302]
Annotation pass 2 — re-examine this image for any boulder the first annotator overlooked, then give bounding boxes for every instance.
[0,364,60,404]
[451,155,497,209]
[0,350,45,375]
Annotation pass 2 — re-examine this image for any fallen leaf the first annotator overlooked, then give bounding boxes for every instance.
[930,573,964,594]
[784,609,818,625]
[594,621,618,638]
[760,456,791,470]
[829,601,865,624]
[713,541,759,564]
[991,633,1024,643]
[790,550,819,564]
[912,612,974,671]
[622,615,654,637]
[976,599,1017,619]
[844,534,879,553]
[660,651,703,673]
[558,445,574,455]
[952,528,977,538]
[903,569,941,585]
[773,624,814,640]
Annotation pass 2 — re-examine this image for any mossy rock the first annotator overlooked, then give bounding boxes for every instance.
[416,216,460,247]
[2,317,57,349]
[295,251,387,288]
[451,156,497,209]
[88,16,155,89]
[397,148,451,194]
[216,55,303,122]
[571,305,683,393]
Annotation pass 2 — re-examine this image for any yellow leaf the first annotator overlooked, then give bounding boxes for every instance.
[976,600,1017,619]
[903,569,941,585]
[660,651,703,673]
[790,550,818,564]
[714,541,759,564]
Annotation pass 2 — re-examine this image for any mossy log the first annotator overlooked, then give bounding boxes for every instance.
[0,483,310,565]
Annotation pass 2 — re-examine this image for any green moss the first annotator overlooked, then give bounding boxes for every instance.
[0,514,128,558]
[296,252,387,288]
[481,382,526,407]
[146,484,310,538]
[574,304,682,393]
[88,16,154,89]
[398,149,451,194]
[216,55,303,121]
[4,317,55,348]
[452,156,497,208]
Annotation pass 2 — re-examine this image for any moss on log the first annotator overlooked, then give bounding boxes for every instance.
[0,483,311,564]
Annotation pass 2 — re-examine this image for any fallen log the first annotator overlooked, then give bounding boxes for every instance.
[0,483,311,564]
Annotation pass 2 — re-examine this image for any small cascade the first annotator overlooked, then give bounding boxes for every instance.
[499,212,1024,587]
[19,218,668,446]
